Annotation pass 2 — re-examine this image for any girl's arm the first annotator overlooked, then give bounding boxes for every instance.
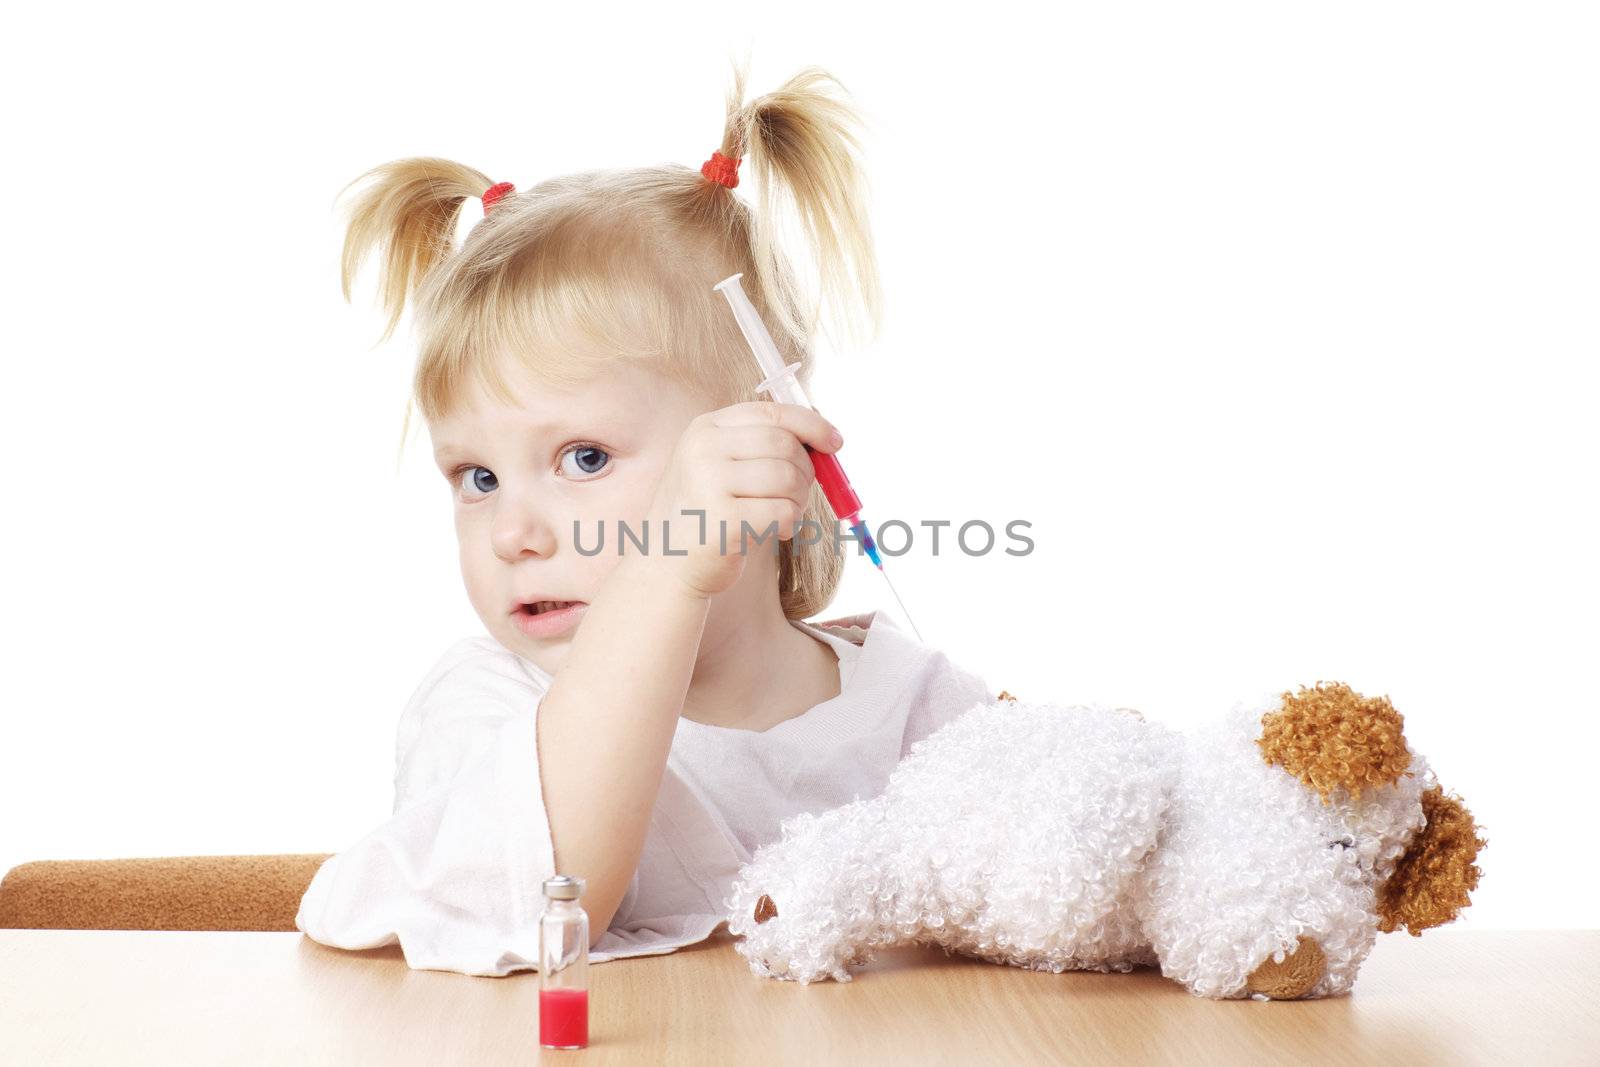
[536,400,842,945]
[535,553,709,944]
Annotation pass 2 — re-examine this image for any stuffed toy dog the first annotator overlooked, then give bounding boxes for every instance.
[725,682,1485,1000]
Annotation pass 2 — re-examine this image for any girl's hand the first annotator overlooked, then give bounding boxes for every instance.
[640,401,843,601]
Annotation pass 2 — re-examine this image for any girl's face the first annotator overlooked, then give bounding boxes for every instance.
[429,360,714,676]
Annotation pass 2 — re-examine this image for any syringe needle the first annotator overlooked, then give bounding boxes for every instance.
[712,274,926,644]
[877,566,924,643]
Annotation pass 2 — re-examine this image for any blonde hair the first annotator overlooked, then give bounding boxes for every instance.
[336,62,882,620]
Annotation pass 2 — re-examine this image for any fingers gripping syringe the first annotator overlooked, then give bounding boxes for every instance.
[713,272,923,641]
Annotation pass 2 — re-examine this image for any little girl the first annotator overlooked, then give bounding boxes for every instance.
[295,64,998,976]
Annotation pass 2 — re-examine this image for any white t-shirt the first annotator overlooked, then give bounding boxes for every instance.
[294,609,993,976]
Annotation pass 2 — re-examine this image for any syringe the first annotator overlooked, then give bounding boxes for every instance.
[712,272,923,641]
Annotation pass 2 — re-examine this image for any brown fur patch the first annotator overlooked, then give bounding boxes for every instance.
[1244,935,1326,999]
[1256,681,1412,803]
[1376,784,1486,935]
[997,690,1018,702]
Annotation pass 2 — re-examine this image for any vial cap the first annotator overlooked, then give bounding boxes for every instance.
[542,874,586,900]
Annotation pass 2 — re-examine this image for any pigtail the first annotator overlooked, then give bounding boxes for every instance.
[718,64,884,352]
[336,156,495,343]
[335,156,495,470]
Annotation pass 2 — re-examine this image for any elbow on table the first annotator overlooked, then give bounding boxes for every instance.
[587,907,616,952]
[578,870,637,952]
[581,886,621,952]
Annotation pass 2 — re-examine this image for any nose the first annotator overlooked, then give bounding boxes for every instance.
[489,485,560,561]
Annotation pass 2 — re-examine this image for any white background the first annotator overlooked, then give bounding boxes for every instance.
[2,2,1594,932]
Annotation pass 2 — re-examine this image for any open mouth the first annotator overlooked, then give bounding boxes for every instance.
[521,601,581,616]
[510,599,589,638]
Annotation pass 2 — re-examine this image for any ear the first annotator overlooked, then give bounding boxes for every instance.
[1256,681,1413,804]
[1376,783,1486,935]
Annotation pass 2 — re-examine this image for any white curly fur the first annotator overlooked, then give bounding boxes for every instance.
[724,694,1436,999]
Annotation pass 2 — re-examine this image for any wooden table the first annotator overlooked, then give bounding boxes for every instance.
[1,927,1594,1065]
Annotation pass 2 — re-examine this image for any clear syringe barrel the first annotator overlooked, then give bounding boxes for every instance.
[712,272,876,563]
[712,273,809,405]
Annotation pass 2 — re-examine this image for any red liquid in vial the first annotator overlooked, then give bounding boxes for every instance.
[539,987,589,1048]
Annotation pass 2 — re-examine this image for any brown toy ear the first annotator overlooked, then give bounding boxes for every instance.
[1376,784,1486,935]
[1256,681,1413,804]
[754,894,778,924]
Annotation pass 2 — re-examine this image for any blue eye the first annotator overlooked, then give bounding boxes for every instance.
[560,444,610,479]
[456,466,498,498]
[449,445,607,498]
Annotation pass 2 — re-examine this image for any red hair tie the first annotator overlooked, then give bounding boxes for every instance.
[701,150,741,189]
[482,181,515,215]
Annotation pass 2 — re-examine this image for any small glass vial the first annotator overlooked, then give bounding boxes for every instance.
[538,875,590,1050]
